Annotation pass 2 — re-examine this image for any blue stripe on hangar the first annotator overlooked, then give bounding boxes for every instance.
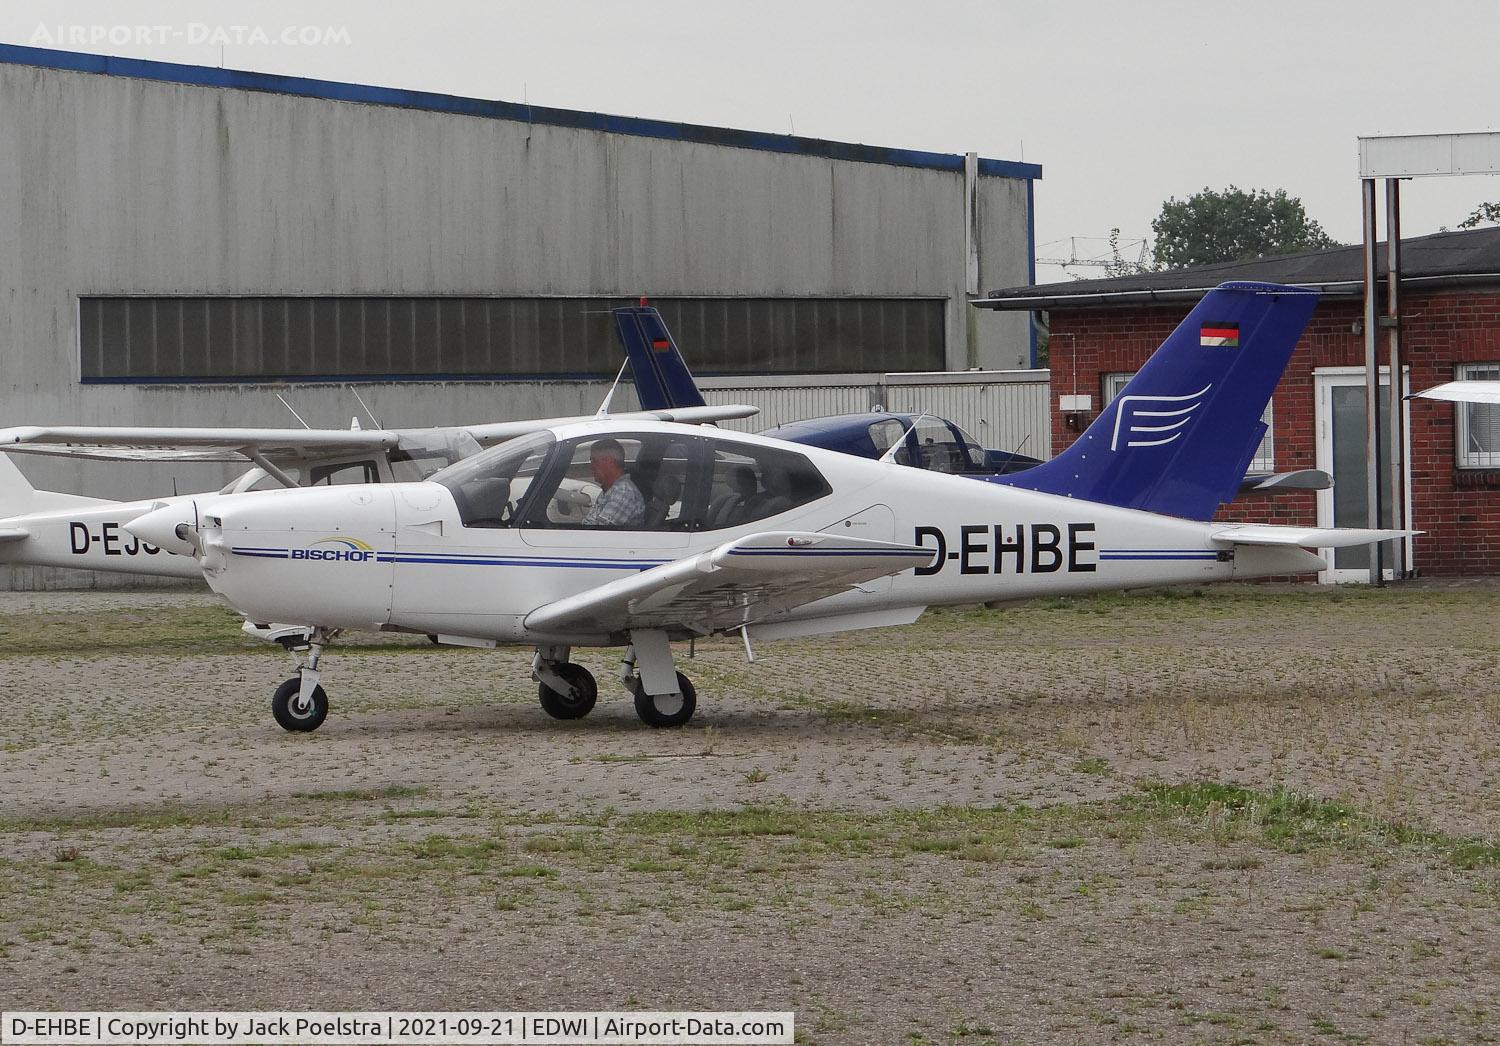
[0,43,1042,181]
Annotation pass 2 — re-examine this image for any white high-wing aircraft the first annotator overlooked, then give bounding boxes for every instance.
[126,282,1407,733]
[0,405,755,582]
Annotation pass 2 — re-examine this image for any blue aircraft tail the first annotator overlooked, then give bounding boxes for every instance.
[614,306,707,410]
[995,281,1318,520]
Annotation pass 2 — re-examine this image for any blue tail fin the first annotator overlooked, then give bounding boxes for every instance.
[613,306,707,410]
[995,281,1318,520]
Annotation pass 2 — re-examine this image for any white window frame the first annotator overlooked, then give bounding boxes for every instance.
[1455,362,1500,469]
[1102,371,1275,472]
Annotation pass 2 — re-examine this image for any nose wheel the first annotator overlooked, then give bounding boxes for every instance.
[272,677,329,732]
[268,626,337,732]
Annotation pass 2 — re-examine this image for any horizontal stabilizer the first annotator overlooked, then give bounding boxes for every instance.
[524,531,934,637]
[1412,380,1500,404]
[1211,525,1415,549]
[1237,469,1332,495]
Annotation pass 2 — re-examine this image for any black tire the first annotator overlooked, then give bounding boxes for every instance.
[633,672,697,728]
[271,677,329,732]
[538,663,598,720]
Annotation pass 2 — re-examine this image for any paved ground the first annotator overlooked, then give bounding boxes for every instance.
[1,584,1496,1043]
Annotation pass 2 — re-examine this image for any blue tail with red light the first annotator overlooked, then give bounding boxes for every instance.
[614,306,707,410]
[993,281,1318,520]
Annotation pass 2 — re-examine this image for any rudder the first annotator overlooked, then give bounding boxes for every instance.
[614,306,707,410]
[994,281,1318,520]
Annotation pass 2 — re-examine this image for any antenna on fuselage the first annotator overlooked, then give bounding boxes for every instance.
[275,393,312,430]
[879,412,933,464]
[594,359,630,419]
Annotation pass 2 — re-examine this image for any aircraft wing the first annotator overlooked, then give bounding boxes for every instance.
[1412,380,1500,404]
[524,531,935,637]
[0,404,760,465]
[0,426,399,464]
[461,404,759,446]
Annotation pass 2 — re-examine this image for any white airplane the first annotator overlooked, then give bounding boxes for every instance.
[125,282,1407,732]
[0,405,755,583]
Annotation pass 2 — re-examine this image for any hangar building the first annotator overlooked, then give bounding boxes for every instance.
[0,43,1042,580]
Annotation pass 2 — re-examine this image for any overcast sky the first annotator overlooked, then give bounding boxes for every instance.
[7,0,1500,284]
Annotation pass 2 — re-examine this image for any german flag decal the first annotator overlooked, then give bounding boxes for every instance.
[1200,322,1239,348]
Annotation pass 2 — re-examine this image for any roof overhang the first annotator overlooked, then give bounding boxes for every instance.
[1359,132,1500,178]
[973,273,1500,311]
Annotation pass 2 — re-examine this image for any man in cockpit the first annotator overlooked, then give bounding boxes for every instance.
[582,438,646,527]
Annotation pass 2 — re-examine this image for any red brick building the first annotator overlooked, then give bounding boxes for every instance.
[979,228,1500,579]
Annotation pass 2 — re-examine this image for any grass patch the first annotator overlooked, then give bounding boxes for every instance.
[1143,782,1500,870]
[289,786,428,803]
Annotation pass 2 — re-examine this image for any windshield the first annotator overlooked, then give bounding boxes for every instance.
[949,423,985,469]
[430,431,556,528]
[390,429,484,482]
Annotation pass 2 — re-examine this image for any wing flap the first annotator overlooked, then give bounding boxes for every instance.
[0,445,262,463]
[524,531,934,636]
[1212,525,1415,549]
[0,425,398,464]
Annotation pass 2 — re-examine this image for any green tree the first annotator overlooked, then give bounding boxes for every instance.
[1104,227,1153,277]
[1151,186,1339,269]
[1458,202,1500,229]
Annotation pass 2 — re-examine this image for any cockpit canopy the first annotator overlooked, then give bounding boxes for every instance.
[430,430,831,531]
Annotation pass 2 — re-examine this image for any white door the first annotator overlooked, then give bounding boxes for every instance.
[1314,367,1412,583]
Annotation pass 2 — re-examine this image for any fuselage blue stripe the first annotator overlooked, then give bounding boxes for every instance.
[228,545,667,569]
[379,555,661,569]
[1099,549,1214,554]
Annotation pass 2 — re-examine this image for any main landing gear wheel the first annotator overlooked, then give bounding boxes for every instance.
[272,677,329,732]
[632,672,697,729]
[538,663,598,720]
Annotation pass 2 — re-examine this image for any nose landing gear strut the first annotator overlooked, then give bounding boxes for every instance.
[270,626,339,732]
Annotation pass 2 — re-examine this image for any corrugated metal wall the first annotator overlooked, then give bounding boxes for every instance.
[882,377,1051,459]
[700,371,1051,457]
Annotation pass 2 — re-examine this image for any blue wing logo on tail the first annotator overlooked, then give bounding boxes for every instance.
[1109,384,1212,451]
